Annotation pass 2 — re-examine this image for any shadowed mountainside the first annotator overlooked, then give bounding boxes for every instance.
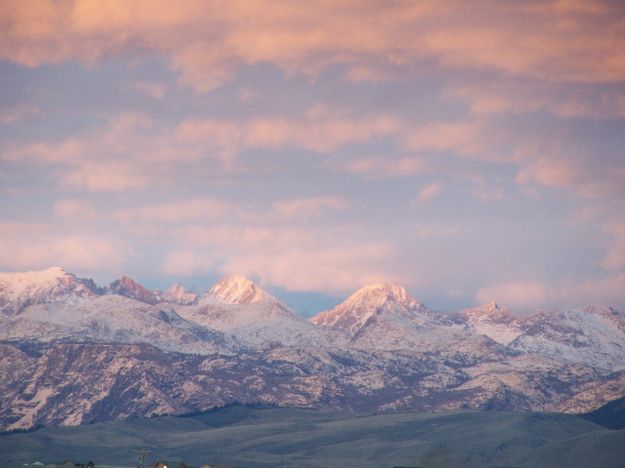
[581,395,625,430]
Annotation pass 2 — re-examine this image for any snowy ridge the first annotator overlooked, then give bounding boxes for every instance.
[2,267,624,370]
[0,267,102,315]
[0,295,233,355]
[460,301,524,345]
[1,267,625,431]
[188,275,314,346]
[177,290,336,348]
[310,284,502,357]
[161,283,198,305]
[509,308,625,371]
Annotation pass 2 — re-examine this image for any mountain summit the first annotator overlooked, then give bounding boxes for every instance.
[199,275,280,306]
[108,276,158,305]
[162,283,198,305]
[0,266,101,315]
[310,283,428,335]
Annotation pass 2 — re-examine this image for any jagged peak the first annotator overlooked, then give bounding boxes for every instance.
[583,305,621,315]
[216,275,257,289]
[163,283,198,306]
[111,275,143,287]
[460,301,509,318]
[467,301,500,313]
[310,282,426,330]
[200,275,279,305]
[109,275,157,304]
[337,283,423,311]
[165,283,186,294]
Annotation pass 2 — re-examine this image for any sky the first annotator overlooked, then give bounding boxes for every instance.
[1,0,625,314]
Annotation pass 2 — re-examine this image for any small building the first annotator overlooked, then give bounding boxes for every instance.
[152,460,187,468]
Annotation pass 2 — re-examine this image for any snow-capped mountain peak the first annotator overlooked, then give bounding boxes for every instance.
[342,283,418,308]
[309,283,427,334]
[461,301,508,319]
[0,266,102,315]
[108,275,158,305]
[162,283,198,306]
[481,301,500,312]
[199,275,279,306]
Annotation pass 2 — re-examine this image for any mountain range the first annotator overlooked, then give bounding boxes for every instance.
[1,266,624,432]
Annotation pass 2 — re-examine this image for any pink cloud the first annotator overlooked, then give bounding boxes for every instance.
[0,222,125,272]
[53,199,98,220]
[4,112,194,192]
[60,160,150,192]
[403,120,493,160]
[476,282,550,310]
[450,81,625,119]
[162,249,215,276]
[4,1,623,91]
[176,106,402,156]
[414,181,443,204]
[414,224,462,238]
[272,196,349,219]
[157,223,402,293]
[132,81,167,100]
[515,157,625,199]
[471,179,505,202]
[568,273,625,309]
[114,199,229,223]
[0,104,39,124]
[602,224,625,272]
[477,274,625,311]
[4,138,86,164]
[332,156,428,180]
[222,242,398,293]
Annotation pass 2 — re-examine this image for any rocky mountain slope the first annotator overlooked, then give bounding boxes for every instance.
[0,267,624,432]
[108,275,160,305]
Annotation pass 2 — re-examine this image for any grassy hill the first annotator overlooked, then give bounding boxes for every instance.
[580,395,625,430]
[1,405,624,468]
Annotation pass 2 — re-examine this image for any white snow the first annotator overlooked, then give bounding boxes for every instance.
[162,283,198,305]
[0,295,234,355]
[0,267,99,314]
[198,275,280,306]
[310,283,429,336]
[460,302,523,345]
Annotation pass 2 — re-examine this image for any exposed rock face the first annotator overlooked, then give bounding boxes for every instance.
[1,268,624,432]
[3,341,623,432]
[108,276,159,305]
